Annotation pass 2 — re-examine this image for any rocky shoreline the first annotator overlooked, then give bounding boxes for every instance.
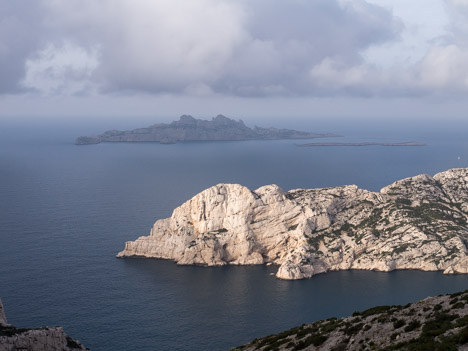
[0,299,88,351]
[117,167,468,280]
[235,290,468,350]
[299,142,426,147]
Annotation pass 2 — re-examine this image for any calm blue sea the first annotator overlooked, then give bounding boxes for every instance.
[1,118,468,350]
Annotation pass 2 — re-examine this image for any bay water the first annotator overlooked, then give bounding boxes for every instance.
[1,118,468,350]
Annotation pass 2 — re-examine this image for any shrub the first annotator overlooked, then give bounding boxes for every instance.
[393,319,406,329]
[404,320,421,332]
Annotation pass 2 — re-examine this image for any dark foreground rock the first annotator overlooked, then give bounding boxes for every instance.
[0,299,88,351]
[235,290,468,350]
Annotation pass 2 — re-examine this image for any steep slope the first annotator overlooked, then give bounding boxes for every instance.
[117,167,468,280]
[235,290,468,351]
[0,299,88,351]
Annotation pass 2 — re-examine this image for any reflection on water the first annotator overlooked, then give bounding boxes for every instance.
[117,259,468,350]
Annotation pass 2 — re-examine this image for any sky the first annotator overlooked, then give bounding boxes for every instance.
[1,0,468,122]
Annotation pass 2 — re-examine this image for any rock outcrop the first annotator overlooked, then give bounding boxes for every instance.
[0,299,88,351]
[236,290,468,350]
[117,167,468,280]
[76,114,339,145]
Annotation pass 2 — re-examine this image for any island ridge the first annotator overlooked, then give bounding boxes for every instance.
[75,114,340,145]
[117,167,468,280]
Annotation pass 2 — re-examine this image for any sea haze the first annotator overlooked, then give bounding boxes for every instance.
[1,118,468,351]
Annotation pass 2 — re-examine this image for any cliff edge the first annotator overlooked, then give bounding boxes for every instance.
[117,167,468,280]
[0,299,88,351]
[236,290,468,350]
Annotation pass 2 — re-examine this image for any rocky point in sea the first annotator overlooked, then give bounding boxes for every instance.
[117,167,468,280]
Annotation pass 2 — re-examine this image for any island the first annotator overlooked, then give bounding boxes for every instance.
[117,167,468,280]
[299,141,426,147]
[75,114,340,145]
[235,290,468,350]
[0,299,88,350]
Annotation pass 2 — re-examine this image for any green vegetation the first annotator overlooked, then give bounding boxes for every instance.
[293,333,327,349]
[288,224,299,231]
[66,336,84,349]
[395,198,412,206]
[356,207,384,229]
[307,234,325,250]
[0,324,31,337]
[393,319,406,329]
[404,320,421,332]
[358,304,401,318]
[237,292,468,351]
[343,322,364,336]
[393,244,409,255]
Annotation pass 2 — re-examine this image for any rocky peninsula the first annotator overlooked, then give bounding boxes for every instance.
[76,114,339,145]
[235,290,468,350]
[0,299,88,351]
[117,167,468,280]
[299,142,426,147]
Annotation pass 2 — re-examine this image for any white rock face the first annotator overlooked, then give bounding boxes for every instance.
[0,299,7,327]
[0,299,88,351]
[117,168,468,280]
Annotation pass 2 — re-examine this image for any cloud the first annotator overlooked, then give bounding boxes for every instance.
[0,1,46,93]
[214,0,401,96]
[2,0,468,98]
[22,41,99,95]
[417,45,468,93]
[41,0,248,94]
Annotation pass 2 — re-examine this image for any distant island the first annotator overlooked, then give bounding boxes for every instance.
[75,114,340,145]
[118,167,468,280]
[299,141,426,147]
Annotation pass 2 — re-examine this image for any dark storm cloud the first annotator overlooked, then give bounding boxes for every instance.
[214,0,401,96]
[2,0,467,98]
[0,1,47,93]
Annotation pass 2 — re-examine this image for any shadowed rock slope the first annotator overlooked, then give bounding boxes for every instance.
[235,290,468,351]
[76,114,338,144]
[117,167,468,280]
[0,299,88,351]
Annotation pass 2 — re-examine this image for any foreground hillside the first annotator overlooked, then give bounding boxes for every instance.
[118,167,468,280]
[235,290,468,351]
[0,299,88,351]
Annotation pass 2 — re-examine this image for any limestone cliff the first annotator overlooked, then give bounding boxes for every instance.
[0,299,88,351]
[117,167,468,280]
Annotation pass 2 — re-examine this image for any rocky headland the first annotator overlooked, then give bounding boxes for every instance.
[235,290,468,350]
[0,299,88,351]
[75,114,339,145]
[299,142,426,147]
[117,167,468,280]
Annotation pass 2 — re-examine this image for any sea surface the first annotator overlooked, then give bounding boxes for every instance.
[1,118,468,350]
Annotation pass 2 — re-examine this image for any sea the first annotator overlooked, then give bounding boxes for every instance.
[1,117,468,350]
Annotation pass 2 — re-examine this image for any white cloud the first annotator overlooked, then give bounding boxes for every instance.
[2,0,468,99]
[15,0,399,97]
[22,41,99,95]
[43,0,248,93]
[417,45,468,92]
